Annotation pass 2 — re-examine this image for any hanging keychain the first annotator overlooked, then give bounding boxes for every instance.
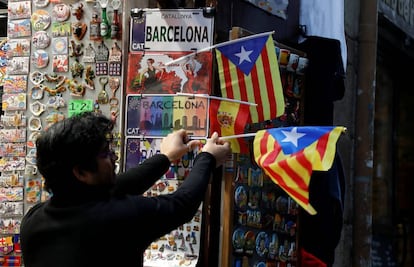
[97,77,109,104]
[98,0,110,39]
[111,0,121,40]
[108,77,120,123]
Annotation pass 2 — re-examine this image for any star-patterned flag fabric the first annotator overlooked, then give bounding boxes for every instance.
[215,32,285,123]
[253,126,346,215]
[209,98,250,153]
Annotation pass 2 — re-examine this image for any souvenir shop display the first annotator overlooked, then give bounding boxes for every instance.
[0,2,309,265]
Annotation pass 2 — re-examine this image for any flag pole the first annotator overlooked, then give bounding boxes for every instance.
[220,133,257,140]
[164,31,275,66]
[176,93,257,106]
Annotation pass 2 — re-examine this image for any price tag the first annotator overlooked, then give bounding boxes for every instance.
[68,99,93,117]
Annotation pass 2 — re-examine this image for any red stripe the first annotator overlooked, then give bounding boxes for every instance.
[257,131,270,164]
[264,164,309,204]
[277,155,310,192]
[221,53,234,99]
[208,99,221,136]
[235,103,250,153]
[250,65,264,121]
[295,150,313,173]
[236,68,248,101]
[259,133,310,205]
[261,45,278,119]
[316,132,329,160]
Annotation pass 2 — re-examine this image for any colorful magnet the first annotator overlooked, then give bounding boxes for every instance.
[234,185,248,211]
[31,10,51,31]
[232,228,245,254]
[52,37,68,54]
[31,50,49,69]
[32,31,51,49]
[72,22,87,41]
[255,231,269,257]
[30,101,46,117]
[29,71,45,85]
[33,0,50,8]
[244,231,255,255]
[53,4,71,22]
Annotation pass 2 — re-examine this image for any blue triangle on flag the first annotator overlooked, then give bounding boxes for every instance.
[267,127,335,154]
[216,35,269,75]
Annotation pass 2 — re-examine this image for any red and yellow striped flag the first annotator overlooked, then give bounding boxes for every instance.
[215,32,285,123]
[253,126,346,214]
[209,98,250,153]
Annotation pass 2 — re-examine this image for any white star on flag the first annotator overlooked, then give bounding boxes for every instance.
[234,46,253,64]
[281,127,306,147]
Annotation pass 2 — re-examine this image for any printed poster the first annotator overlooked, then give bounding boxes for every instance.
[126,51,212,95]
[125,137,205,267]
[130,8,214,52]
[125,94,208,138]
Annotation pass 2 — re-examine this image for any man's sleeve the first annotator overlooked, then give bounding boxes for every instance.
[112,154,171,196]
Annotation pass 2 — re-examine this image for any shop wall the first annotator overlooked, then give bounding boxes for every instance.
[215,0,300,43]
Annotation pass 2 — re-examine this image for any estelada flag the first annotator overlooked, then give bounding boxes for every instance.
[253,126,346,214]
[215,32,285,123]
[209,98,250,153]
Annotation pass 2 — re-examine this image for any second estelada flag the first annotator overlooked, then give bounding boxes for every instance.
[215,32,285,123]
[253,126,346,215]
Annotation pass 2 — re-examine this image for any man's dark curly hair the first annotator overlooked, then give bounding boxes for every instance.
[36,112,114,193]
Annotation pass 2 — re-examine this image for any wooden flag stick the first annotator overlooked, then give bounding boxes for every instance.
[220,133,257,140]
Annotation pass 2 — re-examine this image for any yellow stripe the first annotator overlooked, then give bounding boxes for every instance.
[265,37,285,117]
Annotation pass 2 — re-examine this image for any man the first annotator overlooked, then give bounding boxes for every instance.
[20,111,231,267]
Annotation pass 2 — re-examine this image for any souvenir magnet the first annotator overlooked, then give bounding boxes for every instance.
[2,93,26,111]
[70,59,84,78]
[95,41,109,75]
[52,37,68,54]
[28,131,41,142]
[7,39,31,57]
[3,76,28,94]
[244,231,255,255]
[108,42,122,76]
[33,0,50,8]
[28,116,42,131]
[95,41,109,61]
[32,31,51,49]
[7,19,32,38]
[287,53,299,72]
[45,111,65,127]
[29,71,45,85]
[30,101,46,116]
[72,22,87,41]
[232,228,245,253]
[71,2,84,20]
[8,1,31,20]
[46,95,66,109]
[51,21,72,37]
[255,231,269,257]
[53,4,71,22]
[97,77,109,104]
[84,65,96,90]
[82,43,96,63]
[67,79,85,96]
[234,185,248,211]
[96,62,108,76]
[69,40,84,58]
[52,55,69,73]
[7,57,29,75]
[31,50,49,69]
[31,10,51,31]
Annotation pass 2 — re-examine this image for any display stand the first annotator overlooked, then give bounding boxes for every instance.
[220,27,307,267]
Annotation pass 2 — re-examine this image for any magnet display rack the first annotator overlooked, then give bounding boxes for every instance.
[220,27,308,267]
[0,1,125,265]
